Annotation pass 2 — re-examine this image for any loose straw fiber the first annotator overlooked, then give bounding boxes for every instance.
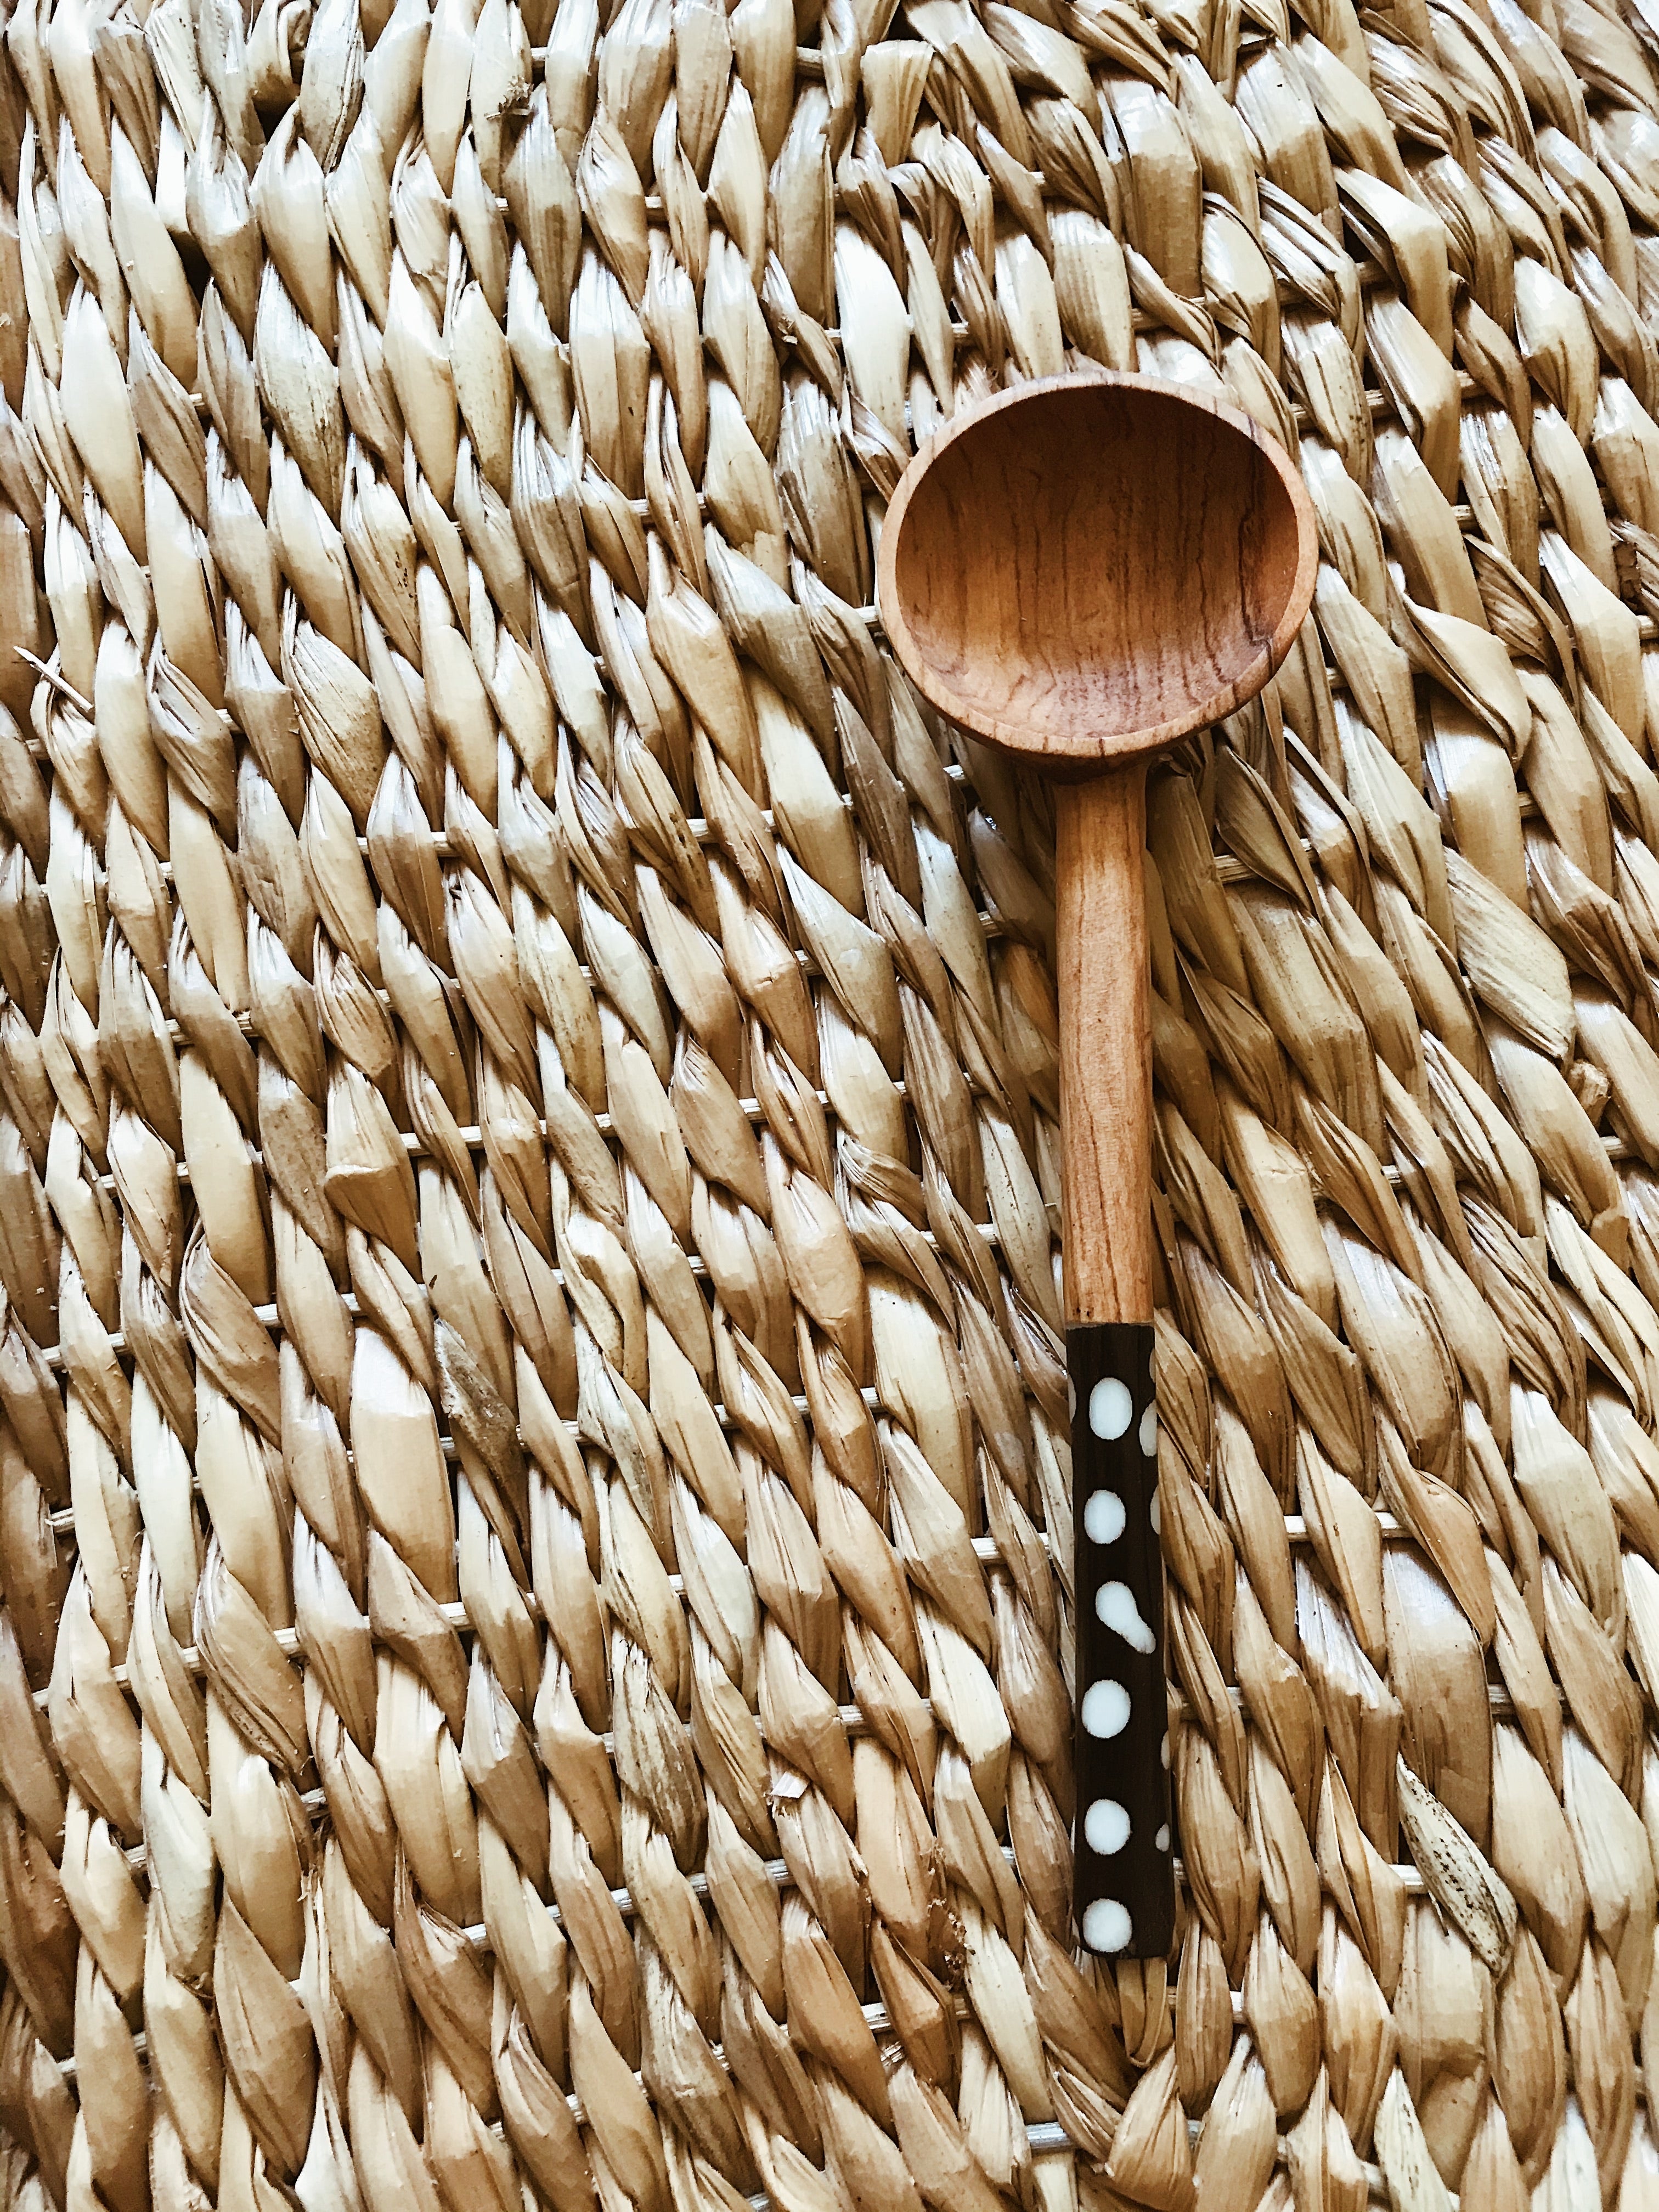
[10,0,1659,2202]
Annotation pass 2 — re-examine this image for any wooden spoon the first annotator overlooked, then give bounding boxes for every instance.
[878,373,1318,1960]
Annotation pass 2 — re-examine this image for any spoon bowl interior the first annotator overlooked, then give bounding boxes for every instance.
[879,374,1318,775]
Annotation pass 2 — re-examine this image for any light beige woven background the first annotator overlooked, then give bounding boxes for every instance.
[0,0,1656,2202]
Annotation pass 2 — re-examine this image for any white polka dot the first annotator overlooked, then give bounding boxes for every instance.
[1155,1825,1171,1852]
[1084,1489,1126,1545]
[1096,1580,1157,1654]
[1149,1489,1161,1535]
[1080,1679,1131,1739]
[1082,1898,1133,1954]
[1084,1798,1130,1854]
[1160,1731,1171,1769]
[1089,1378,1132,1440]
[1139,1403,1157,1457]
[1067,1378,1076,1420]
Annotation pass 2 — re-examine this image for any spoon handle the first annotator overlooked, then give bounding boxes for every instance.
[1056,768,1175,1961]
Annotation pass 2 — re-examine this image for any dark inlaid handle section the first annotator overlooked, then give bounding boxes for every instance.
[1070,1322,1173,1960]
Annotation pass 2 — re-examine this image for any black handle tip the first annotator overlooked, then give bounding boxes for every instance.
[1069,1322,1174,1961]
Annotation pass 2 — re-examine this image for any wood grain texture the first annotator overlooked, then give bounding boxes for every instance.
[878,374,1318,777]
[1057,770,1153,1325]
[880,373,1318,1329]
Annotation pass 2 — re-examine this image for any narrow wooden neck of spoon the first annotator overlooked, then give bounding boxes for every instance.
[1055,766,1154,1328]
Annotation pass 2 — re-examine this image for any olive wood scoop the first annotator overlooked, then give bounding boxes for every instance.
[877,373,1318,1960]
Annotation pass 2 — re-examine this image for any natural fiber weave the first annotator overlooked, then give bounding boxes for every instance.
[2,0,1659,2202]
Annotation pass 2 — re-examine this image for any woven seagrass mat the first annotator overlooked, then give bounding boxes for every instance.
[4,0,1659,2202]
